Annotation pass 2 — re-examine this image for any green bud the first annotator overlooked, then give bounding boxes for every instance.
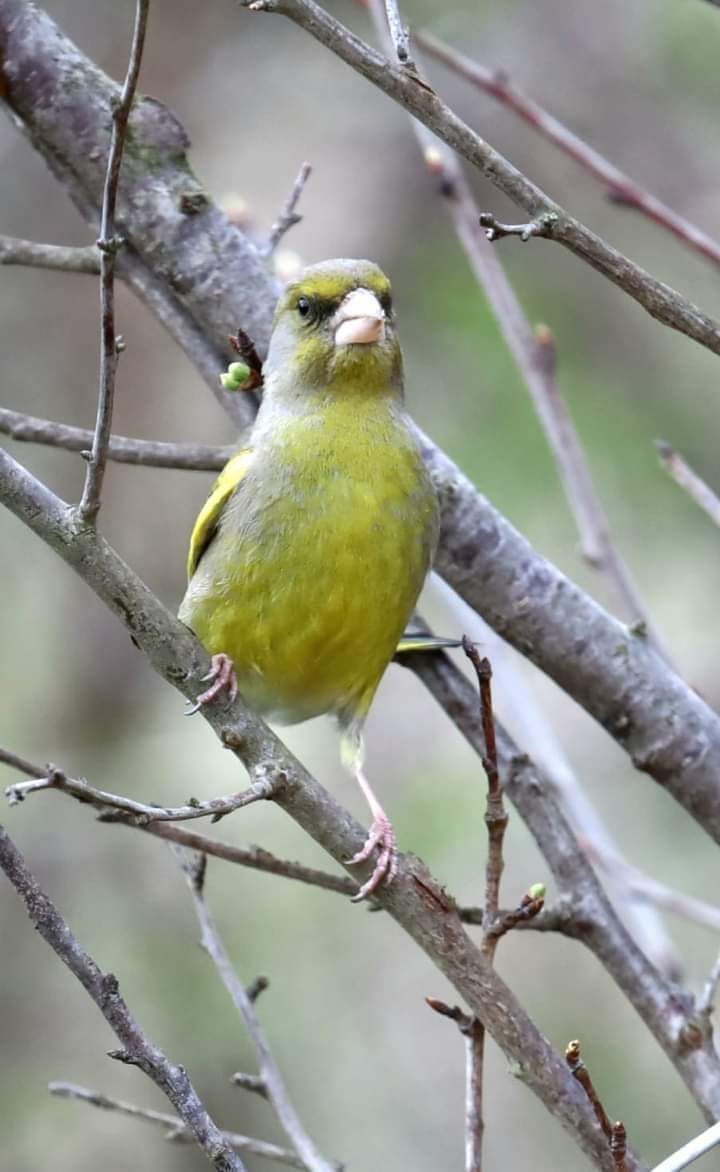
[528,883,546,901]
[219,360,252,391]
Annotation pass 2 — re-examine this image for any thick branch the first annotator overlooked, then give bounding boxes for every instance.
[0,0,275,428]
[0,447,627,1171]
[0,826,247,1172]
[241,0,720,358]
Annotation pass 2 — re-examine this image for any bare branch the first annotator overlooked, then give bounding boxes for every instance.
[566,1040,614,1140]
[178,851,339,1172]
[382,0,410,63]
[656,441,720,528]
[461,643,508,950]
[263,162,312,255]
[0,408,230,470]
[697,949,720,1021]
[0,447,632,1169]
[5,764,277,825]
[366,1,661,648]
[231,1073,269,1098]
[0,827,248,1172]
[49,1082,304,1168]
[400,644,720,1122]
[650,1121,720,1172]
[416,31,720,270]
[240,0,720,358]
[0,235,100,272]
[462,1017,484,1172]
[78,0,149,524]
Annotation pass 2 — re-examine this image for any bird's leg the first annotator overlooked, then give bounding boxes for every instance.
[346,765,399,902]
[341,729,399,901]
[185,653,239,715]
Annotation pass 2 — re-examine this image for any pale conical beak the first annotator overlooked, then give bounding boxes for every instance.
[333,288,386,346]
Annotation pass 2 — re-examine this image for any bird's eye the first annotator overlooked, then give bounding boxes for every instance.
[297,297,312,319]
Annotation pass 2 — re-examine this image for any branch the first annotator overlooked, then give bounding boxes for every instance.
[366,0,662,652]
[0,0,275,429]
[0,234,100,272]
[178,851,338,1172]
[240,0,720,359]
[416,30,720,271]
[0,826,248,1172]
[4,764,275,825]
[426,1001,485,1172]
[400,645,720,1123]
[0,407,230,470]
[0,447,629,1170]
[263,162,312,255]
[656,441,720,528]
[650,1121,720,1172]
[49,1082,305,1169]
[78,0,148,524]
[382,0,410,64]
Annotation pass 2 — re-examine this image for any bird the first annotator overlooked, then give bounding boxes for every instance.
[179,258,442,900]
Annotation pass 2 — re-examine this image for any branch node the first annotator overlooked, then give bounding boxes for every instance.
[479,210,558,242]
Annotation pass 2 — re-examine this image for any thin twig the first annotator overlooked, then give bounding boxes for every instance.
[49,1082,303,1167]
[530,328,662,646]
[650,1121,720,1172]
[656,441,720,528]
[382,0,410,63]
[263,162,312,255]
[697,948,720,1021]
[231,1073,269,1098]
[425,1000,484,1171]
[78,0,149,524]
[240,0,720,360]
[4,762,279,826]
[461,642,507,955]
[177,851,339,1172]
[459,641,508,1172]
[0,827,247,1172]
[611,1123,629,1172]
[0,235,100,272]
[565,1040,613,1140]
[416,30,720,271]
[0,408,231,470]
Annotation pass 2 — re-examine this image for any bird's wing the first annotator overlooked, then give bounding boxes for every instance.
[186,448,255,580]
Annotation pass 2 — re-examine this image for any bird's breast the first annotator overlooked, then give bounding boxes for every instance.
[181,405,438,724]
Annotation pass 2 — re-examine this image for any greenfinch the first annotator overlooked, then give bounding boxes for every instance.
[179,259,438,898]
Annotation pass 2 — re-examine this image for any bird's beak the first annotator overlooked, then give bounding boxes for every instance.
[333,288,386,346]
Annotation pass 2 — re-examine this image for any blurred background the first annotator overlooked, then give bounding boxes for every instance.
[2,0,720,1168]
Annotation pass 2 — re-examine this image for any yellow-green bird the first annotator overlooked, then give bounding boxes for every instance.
[179,258,441,899]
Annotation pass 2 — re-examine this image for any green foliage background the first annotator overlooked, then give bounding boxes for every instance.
[2,1,720,1168]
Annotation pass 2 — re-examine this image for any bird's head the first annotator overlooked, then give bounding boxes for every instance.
[264,259,402,399]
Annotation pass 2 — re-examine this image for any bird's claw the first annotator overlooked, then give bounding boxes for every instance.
[185,653,238,715]
[346,813,398,902]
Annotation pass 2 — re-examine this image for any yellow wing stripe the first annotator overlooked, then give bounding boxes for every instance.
[187,448,255,580]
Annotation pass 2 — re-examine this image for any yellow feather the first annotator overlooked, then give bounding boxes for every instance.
[186,449,255,580]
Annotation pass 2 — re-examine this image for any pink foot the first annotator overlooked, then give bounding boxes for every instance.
[346,813,399,902]
[185,653,238,715]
